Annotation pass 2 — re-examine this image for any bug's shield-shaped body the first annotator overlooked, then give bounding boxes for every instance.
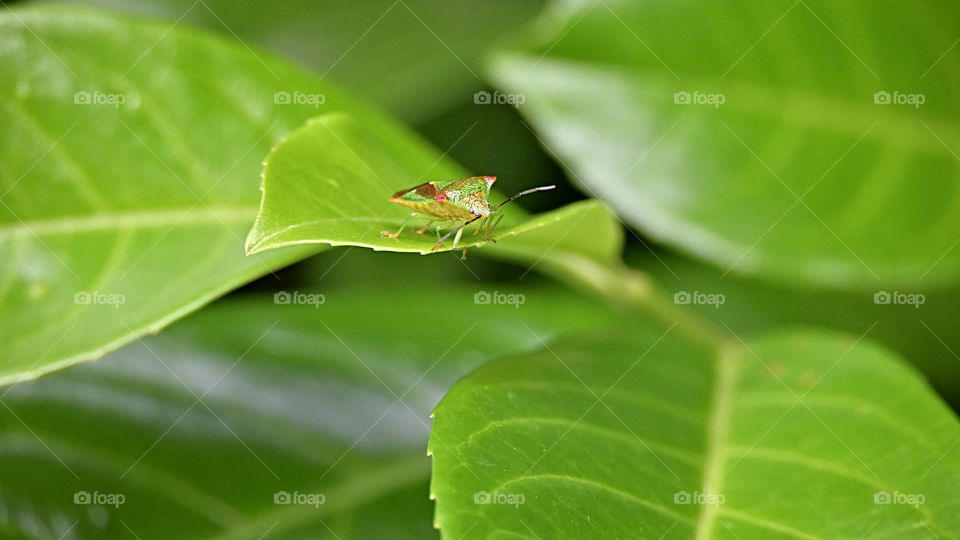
[384,175,555,257]
[388,176,496,221]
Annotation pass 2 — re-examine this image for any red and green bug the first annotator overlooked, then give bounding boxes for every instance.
[380,175,555,255]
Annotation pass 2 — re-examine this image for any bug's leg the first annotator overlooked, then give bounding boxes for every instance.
[433,216,482,252]
[415,221,434,234]
[459,221,473,259]
[483,213,504,241]
[461,220,475,259]
[452,225,465,249]
[432,222,463,252]
[380,213,414,238]
[479,214,492,237]
[473,216,488,237]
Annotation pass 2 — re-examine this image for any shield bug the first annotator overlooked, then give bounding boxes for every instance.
[380,175,555,256]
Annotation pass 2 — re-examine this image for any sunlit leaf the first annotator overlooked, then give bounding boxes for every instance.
[244,113,622,270]
[0,6,538,384]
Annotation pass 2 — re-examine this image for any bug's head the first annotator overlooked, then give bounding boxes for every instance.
[483,176,497,189]
[435,192,448,203]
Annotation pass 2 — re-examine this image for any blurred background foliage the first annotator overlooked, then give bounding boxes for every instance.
[2,0,960,537]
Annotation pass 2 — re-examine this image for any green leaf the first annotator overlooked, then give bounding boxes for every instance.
[491,0,960,288]
[244,113,623,269]
[35,0,545,123]
[0,282,620,538]
[429,327,960,538]
[0,6,467,384]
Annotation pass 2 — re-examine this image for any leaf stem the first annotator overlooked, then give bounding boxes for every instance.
[531,254,728,348]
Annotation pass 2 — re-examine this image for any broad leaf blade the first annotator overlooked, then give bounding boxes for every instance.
[429,327,960,538]
[245,112,622,263]
[0,282,620,538]
[492,0,960,288]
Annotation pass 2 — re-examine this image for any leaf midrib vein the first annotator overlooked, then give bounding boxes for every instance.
[694,344,739,540]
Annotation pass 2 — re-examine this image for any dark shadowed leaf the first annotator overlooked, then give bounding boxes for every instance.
[0,282,620,538]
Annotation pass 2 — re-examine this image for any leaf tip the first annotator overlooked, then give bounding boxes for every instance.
[243,229,265,256]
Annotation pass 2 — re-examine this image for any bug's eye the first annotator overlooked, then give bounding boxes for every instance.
[435,193,447,202]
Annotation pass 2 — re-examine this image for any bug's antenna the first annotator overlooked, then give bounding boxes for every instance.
[498,185,556,208]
